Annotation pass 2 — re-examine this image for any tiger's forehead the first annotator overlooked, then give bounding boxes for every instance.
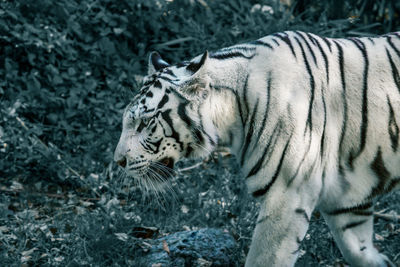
[125,65,189,119]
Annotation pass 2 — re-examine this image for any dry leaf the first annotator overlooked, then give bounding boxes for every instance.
[375,233,385,241]
[162,240,170,254]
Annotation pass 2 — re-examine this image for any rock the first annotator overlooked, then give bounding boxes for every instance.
[139,228,238,267]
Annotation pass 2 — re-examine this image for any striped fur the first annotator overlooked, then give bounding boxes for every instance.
[114,31,400,266]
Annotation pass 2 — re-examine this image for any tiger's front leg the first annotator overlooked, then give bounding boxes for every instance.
[245,178,322,267]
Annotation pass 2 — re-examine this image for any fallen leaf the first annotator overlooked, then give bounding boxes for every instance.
[21,248,37,257]
[0,226,9,233]
[375,233,385,241]
[54,256,64,262]
[162,240,170,254]
[196,258,212,267]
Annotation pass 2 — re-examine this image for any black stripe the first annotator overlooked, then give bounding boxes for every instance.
[240,99,259,165]
[320,85,327,159]
[295,208,310,223]
[296,32,318,66]
[347,39,369,170]
[246,121,281,178]
[308,33,330,84]
[160,109,184,151]
[335,41,348,171]
[178,103,204,146]
[342,219,368,232]
[368,147,391,199]
[136,121,146,132]
[163,69,176,77]
[242,74,250,122]
[153,80,162,88]
[291,237,303,255]
[386,48,400,93]
[252,132,292,197]
[286,131,312,186]
[198,110,216,146]
[140,140,152,152]
[250,40,273,49]
[128,163,147,171]
[171,88,190,102]
[387,96,399,152]
[157,94,169,110]
[327,202,373,216]
[322,37,332,52]
[272,38,280,46]
[233,90,245,126]
[210,51,254,60]
[186,51,208,73]
[294,36,315,135]
[367,37,375,45]
[146,139,163,153]
[306,33,318,46]
[386,177,400,192]
[159,75,177,84]
[274,33,296,58]
[387,36,400,59]
[253,74,272,146]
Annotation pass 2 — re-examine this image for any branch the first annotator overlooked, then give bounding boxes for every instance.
[178,162,203,172]
[374,212,400,221]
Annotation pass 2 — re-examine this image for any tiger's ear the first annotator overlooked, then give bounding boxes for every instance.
[184,51,210,96]
[148,51,170,75]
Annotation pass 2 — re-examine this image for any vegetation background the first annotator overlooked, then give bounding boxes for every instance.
[1,0,399,266]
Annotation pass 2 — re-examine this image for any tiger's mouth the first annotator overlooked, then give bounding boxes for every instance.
[158,157,175,169]
[152,157,175,179]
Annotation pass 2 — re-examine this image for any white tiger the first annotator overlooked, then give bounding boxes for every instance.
[114,31,400,266]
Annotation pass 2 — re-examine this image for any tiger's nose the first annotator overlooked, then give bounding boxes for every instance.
[116,157,127,168]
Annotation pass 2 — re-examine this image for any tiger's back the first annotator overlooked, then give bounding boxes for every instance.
[247,32,400,206]
[114,31,400,266]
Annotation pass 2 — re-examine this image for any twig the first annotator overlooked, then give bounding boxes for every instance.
[178,162,203,172]
[373,212,400,221]
[154,37,195,49]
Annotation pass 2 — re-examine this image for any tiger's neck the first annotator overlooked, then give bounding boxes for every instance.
[200,58,252,156]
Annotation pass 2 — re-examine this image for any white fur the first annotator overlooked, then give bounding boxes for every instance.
[115,31,400,267]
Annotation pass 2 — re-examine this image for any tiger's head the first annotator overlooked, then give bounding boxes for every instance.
[114,51,217,188]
